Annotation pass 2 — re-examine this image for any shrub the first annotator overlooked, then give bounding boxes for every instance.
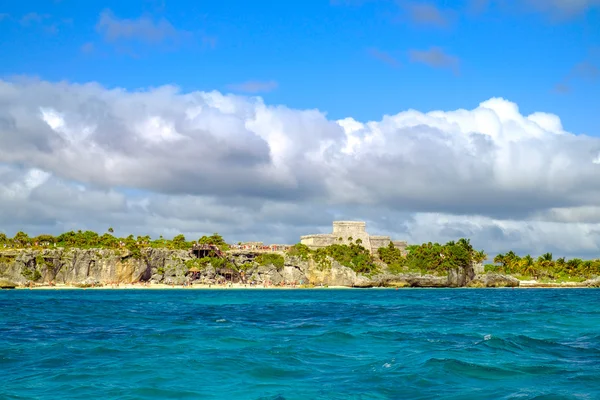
[256,253,285,270]
[185,257,228,271]
[378,242,405,272]
[484,264,502,273]
[198,233,230,251]
[287,243,311,260]
[319,244,377,274]
[22,268,42,281]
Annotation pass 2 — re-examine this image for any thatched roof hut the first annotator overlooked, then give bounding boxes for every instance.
[216,267,241,282]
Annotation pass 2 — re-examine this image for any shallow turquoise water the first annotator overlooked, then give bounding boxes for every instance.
[1,289,599,399]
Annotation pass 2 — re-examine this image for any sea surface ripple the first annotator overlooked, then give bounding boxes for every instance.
[1,289,599,399]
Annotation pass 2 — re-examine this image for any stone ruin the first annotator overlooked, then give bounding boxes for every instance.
[300,221,407,254]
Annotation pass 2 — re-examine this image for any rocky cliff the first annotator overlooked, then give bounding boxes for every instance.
[0,248,518,288]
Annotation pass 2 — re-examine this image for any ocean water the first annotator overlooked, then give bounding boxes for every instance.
[1,289,599,400]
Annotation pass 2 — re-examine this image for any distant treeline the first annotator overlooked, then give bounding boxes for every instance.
[1,230,598,280]
[0,230,229,258]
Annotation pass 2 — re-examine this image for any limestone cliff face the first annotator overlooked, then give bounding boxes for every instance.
[0,248,516,288]
[0,248,190,285]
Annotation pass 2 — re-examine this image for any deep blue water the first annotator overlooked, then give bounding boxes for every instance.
[1,289,600,399]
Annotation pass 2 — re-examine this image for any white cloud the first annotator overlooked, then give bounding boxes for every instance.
[1,78,600,257]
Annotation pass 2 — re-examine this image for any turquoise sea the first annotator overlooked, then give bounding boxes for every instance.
[1,289,599,399]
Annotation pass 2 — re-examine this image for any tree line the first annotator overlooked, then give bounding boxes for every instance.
[1,230,598,280]
[0,230,228,252]
[489,251,599,281]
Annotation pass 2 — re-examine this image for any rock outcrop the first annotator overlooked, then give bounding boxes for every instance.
[0,248,190,285]
[584,277,600,287]
[467,273,520,288]
[0,248,518,288]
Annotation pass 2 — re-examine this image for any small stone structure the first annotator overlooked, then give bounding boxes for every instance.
[301,221,407,254]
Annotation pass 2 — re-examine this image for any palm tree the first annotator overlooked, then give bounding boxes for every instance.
[473,250,487,264]
[494,253,505,266]
[521,255,536,278]
[458,238,473,253]
[504,251,520,274]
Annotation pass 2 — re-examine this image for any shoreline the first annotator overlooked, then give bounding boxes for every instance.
[6,282,596,290]
[12,283,354,290]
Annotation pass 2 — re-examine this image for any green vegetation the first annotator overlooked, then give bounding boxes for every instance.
[34,255,54,268]
[316,243,376,273]
[378,238,486,276]
[21,267,42,282]
[377,242,405,273]
[185,256,228,271]
[198,233,230,251]
[0,255,13,264]
[287,243,311,260]
[2,229,600,282]
[256,253,285,270]
[290,242,378,273]
[171,234,190,250]
[489,252,600,281]
[0,230,232,260]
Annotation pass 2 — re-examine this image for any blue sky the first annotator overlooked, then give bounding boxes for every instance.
[0,0,598,134]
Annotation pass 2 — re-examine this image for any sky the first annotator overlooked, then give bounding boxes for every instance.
[0,0,599,258]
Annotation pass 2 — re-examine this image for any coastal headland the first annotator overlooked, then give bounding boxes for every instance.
[1,221,599,289]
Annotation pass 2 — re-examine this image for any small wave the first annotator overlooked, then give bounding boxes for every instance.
[511,335,600,357]
[425,358,522,380]
[477,336,525,354]
[248,365,311,380]
[216,319,227,323]
[314,331,356,341]
[218,337,258,345]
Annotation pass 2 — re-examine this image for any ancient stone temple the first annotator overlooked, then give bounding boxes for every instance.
[300,221,407,254]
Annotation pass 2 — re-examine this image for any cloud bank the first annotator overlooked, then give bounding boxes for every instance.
[1,78,600,257]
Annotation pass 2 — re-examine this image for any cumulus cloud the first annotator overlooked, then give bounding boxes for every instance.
[1,78,600,257]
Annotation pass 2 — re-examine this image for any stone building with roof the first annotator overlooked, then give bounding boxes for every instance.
[300,221,407,254]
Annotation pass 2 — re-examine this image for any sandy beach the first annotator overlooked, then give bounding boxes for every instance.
[14,283,354,290]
